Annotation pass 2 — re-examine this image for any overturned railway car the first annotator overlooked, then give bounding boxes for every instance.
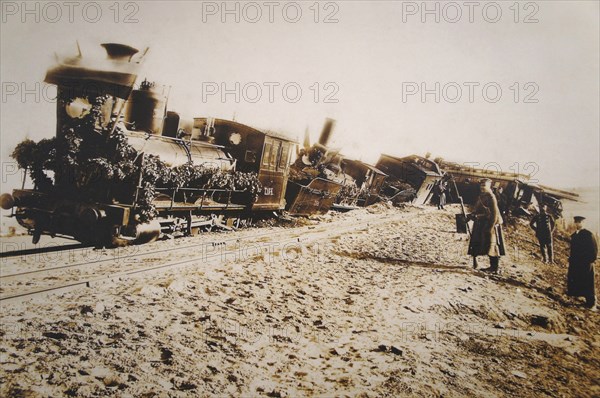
[376,154,443,205]
[334,159,387,209]
[438,160,579,217]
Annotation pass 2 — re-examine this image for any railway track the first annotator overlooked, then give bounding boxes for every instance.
[0,242,90,259]
[0,229,276,280]
[0,208,428,304]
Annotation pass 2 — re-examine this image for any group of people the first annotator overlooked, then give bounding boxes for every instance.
[465,178,597,310]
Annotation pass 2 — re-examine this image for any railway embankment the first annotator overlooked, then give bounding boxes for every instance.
[1,204,599,397]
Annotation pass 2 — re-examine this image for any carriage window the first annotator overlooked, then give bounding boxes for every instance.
[279,142,289,169]
[262,142,272,167]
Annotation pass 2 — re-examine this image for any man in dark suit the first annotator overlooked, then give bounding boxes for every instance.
[567,216,598,310]
[530,204,556,263]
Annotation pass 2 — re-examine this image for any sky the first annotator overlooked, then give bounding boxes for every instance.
[1,1,598,197]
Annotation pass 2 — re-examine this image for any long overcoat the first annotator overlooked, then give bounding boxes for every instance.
[468,190,506,257]
[433,184,446,207]
[567,229,598,298]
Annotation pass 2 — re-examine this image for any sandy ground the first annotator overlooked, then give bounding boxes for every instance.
[1,204,599,397]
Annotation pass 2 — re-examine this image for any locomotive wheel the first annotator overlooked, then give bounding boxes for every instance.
[98,221,161,248]
[132,221,162,244]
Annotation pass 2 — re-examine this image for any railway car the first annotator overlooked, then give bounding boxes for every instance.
[336,159,387,208]
[437,159,578,217]
[376,154,443,205]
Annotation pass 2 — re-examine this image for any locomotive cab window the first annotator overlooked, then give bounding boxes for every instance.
[262,142,272,167]
[270,141,280,168]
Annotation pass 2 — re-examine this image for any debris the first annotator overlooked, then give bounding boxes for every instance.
[103,375,121,388]
[511,370,528,379]
[390,346,403,356]
[531,315,551,328]
[43,332,68,340]
[80,305,93,315]
[160,347,174,365]
[441,368,456,377]
[403,306,420,314]
[173,379,197,391]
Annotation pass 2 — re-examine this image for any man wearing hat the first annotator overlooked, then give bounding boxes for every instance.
[433,180,447,210]
[530,204,556,263]
[467,178,506,273]
[567,216,598,309]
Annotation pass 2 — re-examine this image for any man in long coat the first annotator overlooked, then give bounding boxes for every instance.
[468,179,505,273]
[567,216,598,309]
[433,181,446,210]
[530,204,556,263]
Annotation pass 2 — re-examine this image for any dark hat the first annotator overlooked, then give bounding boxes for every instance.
[574,216,586,222]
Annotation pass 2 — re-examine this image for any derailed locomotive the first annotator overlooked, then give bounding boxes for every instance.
[0,43,299,246]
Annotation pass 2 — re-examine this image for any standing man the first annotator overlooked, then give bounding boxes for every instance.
[468,179,506,273]
[433,181,446,210]
[530,204,556,263]
[567,216,598,310]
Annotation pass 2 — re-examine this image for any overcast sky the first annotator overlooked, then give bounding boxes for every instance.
[1,0,598,194]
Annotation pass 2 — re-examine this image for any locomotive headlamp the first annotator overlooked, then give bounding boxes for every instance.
[229,132,242,145]
[65,98,92,119]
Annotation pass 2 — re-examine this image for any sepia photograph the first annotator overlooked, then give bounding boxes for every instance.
[1,1,599,396]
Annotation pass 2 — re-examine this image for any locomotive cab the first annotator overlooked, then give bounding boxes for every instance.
[192,118,296,212]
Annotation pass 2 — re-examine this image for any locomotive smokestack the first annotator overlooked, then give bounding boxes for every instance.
[303,127,311,150]
[45,43,143,139]
[318,118,336,147]
[101,43,139,61]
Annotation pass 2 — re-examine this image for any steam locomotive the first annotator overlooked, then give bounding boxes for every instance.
[0,43,373,247]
